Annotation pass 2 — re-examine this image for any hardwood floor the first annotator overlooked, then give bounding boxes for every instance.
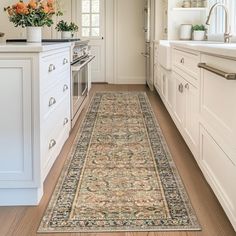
[0,84,235,236]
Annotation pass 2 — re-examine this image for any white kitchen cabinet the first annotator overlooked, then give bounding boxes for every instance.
[157,42,236,231]
[173,72,185,125]
[173,72,198,156]
[0,60,33,184]
[0,44,71,205]
[199,53,236,230]
[200,126,236,230]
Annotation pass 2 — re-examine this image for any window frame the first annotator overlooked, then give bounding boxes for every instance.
[79,0,104,39]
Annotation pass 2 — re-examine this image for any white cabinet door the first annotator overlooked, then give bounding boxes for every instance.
[185,82,199,153]
[173,72,185,125]
[0,60,33,187]
[160,67,168,100]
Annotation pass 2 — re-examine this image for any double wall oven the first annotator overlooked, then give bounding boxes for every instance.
[71,41,95,127]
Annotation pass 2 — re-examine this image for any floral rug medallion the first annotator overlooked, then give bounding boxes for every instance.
[38,92,201,233]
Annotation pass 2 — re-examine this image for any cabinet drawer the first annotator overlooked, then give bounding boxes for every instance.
[41,71,70,120]
[173,48,199,80]
[41,50,70,90]
[200,54,236,161]
[200,126,236,228]
[41,96,70,178]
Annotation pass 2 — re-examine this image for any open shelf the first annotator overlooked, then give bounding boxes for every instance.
[172,7,207,11]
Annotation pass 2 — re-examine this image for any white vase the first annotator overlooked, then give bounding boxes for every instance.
[61,31,72,39]
[193,31,205,41]
[179,24,192,40]
[26,27,42,43]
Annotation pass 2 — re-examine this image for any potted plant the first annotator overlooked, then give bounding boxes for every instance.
[55,20,79,39]
[192,24,206,41]
[4,0,62,43]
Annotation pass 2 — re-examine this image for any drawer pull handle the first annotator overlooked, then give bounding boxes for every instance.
[63,58,69,65]
[49,139,56,150]
[48,97,56,107]
[185,83,189,89]
[198,63,236,80]
[178,83,184,93]
[48,64,56,72]
[63,84,69,92]
[180,58,185,64]
[63,118,69,126]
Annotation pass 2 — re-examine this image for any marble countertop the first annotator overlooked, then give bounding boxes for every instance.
[0,42,72,53]
[170,40,236,58]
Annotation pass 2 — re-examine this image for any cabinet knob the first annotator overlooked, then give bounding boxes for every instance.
[63,84,69,92]
[178,83,184,93]
[48,97,56,107]
[48,64,56,72]
[180,58,185,64]
[49,139,56,150]
[63,118,69,126]
[185,83,189,89]
[63,58,69,65]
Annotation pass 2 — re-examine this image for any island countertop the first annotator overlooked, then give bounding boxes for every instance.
[0,42,72,53]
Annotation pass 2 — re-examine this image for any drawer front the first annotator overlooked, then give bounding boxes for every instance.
[41,50,70,90]
[200,126,236,229]
[173,48,199,80]
[41,71,70,120]
[200,54,236,162]
[41,96,70,175]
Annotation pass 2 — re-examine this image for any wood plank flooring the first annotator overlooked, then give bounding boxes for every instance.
[0,84,235,236]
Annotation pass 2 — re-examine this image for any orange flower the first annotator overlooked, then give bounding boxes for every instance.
[28,0,37,9]
[43,5,50,13]
[15,2,29,14]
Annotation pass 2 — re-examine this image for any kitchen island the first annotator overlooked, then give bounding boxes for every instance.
[0,42,72,205]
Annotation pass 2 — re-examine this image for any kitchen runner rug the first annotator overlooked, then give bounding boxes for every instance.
[38,92,201,233]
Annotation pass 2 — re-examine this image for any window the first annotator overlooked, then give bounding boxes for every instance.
[81,0,101,37]
[209,0,236,35]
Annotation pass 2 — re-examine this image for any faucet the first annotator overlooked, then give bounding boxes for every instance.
[206,3,231,43]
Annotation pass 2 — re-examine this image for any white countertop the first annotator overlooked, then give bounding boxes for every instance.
[0,42,72,53]
[169,40,236,58]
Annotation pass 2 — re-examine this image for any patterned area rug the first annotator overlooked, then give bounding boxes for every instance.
[38,92,201,233]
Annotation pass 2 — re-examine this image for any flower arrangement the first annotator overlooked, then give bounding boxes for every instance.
[55,20,79,32]
[4,0,62,28]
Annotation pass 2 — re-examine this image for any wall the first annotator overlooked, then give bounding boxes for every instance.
[114,0,145,84]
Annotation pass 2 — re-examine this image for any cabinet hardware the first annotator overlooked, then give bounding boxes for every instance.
[185,83,189,89]
[63,84,69,92]
[180,58,185,64]
[48,64,56,72]
[49,139,56,150]
[48,97,56,107]
[63,118,69,126]
[198,63,236,80]
[63,58,69,65]
[178,83,184,93]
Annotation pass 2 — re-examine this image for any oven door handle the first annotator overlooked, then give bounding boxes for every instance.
[72,55,95,72]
